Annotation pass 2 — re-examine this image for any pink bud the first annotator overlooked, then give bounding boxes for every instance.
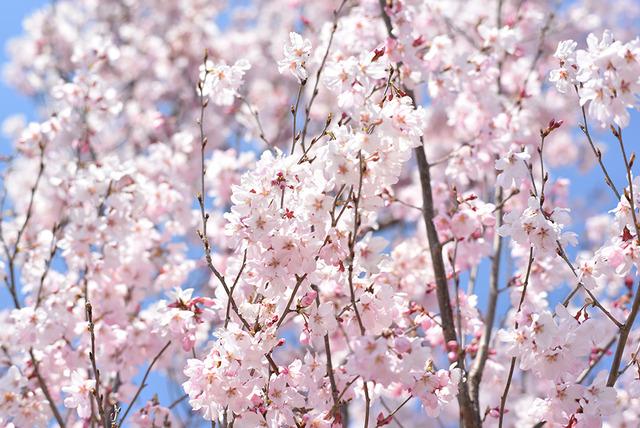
[394,336,411,353]
[299,331,310,346]
[299,291,317,307]
[249,393,263,406]
[182,335,194,352]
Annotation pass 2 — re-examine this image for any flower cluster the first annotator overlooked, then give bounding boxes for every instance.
[278,32,312,83]
[199,59,252,106]
[550,31,640,127]
[499,196,577,255]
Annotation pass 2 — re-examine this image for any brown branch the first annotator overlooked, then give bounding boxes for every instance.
[619,339,640,377]
[35,222,61,308]
[0,141,47,309]
[196,55,279,374]
[378,2,479,425]
[29,349,66,427]
[329,375,360,416]
[225,249,247,329]
[299,0,348,150]
[275,274,308,330]
[498,247,534,428]
[117,341,172,427]
[612,126,640,240]
[577,334,617,384]
[11,142,46,257]
[363,380,371,428]
[168,393,188,409]
[556,243,623,328]
[290,80,306,155]
[415,143,479,426]
[380,395,412,427]
[574,85,621,200]
[85,302,110,428]
[491,189,519,213]
[312,285,341,421]
[607,280,640,386]
[238,96,270,145]
[347,152,366,335]
[469,187,503,403]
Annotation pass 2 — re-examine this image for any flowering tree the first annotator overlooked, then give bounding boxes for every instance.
[2,0,640,426]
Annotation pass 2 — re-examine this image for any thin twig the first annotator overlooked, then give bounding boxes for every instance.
[498,248,534,428]
[117,341,172,426]
[347,152,366,335]
[574,85,621,200]
[557,244,623,328]
[469,187,504,402]
[612,125,640,239]
[363,380,371,428]
[85,302,110,428]
[0,142,47,309]
[29,349,66,427]
[225,249,247,328]
[168,393,188,409]
[382,395,412,427]
[313,285,340,418]
[290,81,306,155]
[619,339,640,377]
[275,274,308,329]
[576,335,617,384]
[196,54,279,374]
[299,0,348,150]
[239,96,270,145]
[607,280,640,386]
[35,222,60,307]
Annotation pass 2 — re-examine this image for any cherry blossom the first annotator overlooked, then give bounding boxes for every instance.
[495,148,531,188]
[62,370,96,419]
[199,59,252,106]
[278,32,312,83]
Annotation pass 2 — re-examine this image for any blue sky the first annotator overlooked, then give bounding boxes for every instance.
[0,1,46,310]
[0,1,44,157]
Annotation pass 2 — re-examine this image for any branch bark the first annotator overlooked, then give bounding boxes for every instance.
[415,145,481,428]
[378,2,480,425]
[469,186,503,407]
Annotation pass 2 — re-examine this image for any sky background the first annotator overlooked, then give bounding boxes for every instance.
[0,0,44,155]
[0,0,639,426]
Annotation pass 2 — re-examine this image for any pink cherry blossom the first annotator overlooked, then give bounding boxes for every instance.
[278,32,312,83]
[62,370,96,419]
